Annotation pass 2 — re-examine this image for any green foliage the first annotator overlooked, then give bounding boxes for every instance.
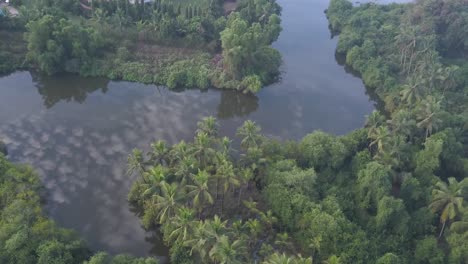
[299,131,347,170]
[0,155,158,264]
[0,155,90,263]
[220,11,281,86]
[85,252,159,264]
[357,162,392,210]
[162,58,211,89]
[5,0,281,92]
[327,0,353,31]
[414,237,445,264]
[376,253,401,264]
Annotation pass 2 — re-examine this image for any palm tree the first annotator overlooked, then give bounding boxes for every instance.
[259,210,278,231]
[167,207,196,244]
[243,199,260,215]
[141,165,167,197]
[127,148,146,178]
[135,20,149,41]
[262,253,313,264]
[429,177,467,238]
[193,132,214,167]
[174,156,197,187]
[154,182,183,224]
[209,235,246,264]
[205,215,228,240]
[387,109,416,140]
[416,96,442,140]
[197,116,219,138]
[92,8,107,27]
[400,75,426,105]
[246,219,262,246]
[220,137,233,157]
[275,233,293,252]
[149,140,168,165]
[365,111,385,139]
[221,161,240,194]
[369,126,391,154]
[187,170,214,214]
[238,168,253,207]
[112,8,129,32]
[185,220,215,262]
[237,120,262,149]
[230,219,245,238]
[169,140,189,164]
[216,158,239,213]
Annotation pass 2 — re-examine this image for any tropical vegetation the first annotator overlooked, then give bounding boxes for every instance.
[0,0,282,93]
[1,0,468,263]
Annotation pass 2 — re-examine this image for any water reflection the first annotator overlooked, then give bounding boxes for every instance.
[33,73,110,109]
[217,90,259,119]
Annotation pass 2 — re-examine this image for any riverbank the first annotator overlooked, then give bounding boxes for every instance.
[0,31,262,92]
[0,0,283,93]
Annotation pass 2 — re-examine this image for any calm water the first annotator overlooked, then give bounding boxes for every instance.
[0,0,409,260]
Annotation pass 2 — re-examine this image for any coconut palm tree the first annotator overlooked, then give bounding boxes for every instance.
[220,136,233,157]
[275,233,293,252]
[238,168,253,207]
[174,156,197,187]
[154,182,183,224]
[136,20,149,40]
[365,111,385,139]
[430,177,467,238]
[167,207,196,244]
[205,215,228,240]
[169,140,189,164]
[259,210,278,231]
[149,140,168,165]
[185,220,214,262]
[216,158,239,213]
[416,96,442,140]
[237,120,262,149]
[246,219,262,246]
[193,132,215,167]
[400,75,426,105]
[262,253,313,264]
[187,170,214,214]
[197,116,219,138]
[369,126,391,154]
[209,235,246,264]
[230,219,246,238]
[127,148,146,178]
[387,109,417,140]
[141,165,168,197]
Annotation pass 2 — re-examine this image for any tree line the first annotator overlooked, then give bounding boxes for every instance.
[0,0,282,93]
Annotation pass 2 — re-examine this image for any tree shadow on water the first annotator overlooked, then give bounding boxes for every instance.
[216,90,259,120]
[31,72,110,109]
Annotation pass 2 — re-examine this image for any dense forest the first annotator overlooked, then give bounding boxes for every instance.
[0,0,282,92]
[1,0,468,263]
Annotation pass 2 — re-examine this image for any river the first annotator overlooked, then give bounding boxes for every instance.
[0,0,408,260]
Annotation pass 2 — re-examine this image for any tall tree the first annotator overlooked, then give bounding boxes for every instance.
[154,182,183,224]
[187,170,214,213]
[209,235,246,264]
[430,177,467,238]
[237,120,262,149]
